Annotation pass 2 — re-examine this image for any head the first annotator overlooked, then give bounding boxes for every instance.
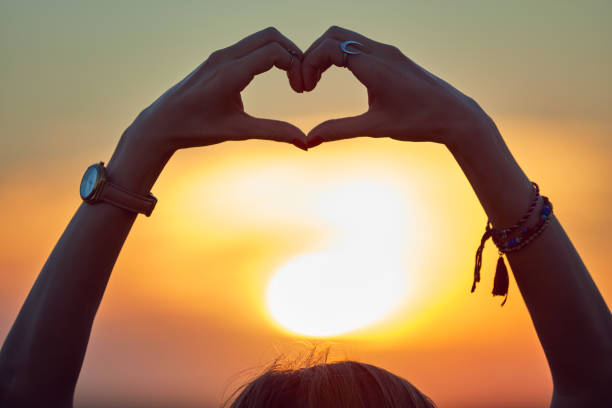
[228,360,436,408]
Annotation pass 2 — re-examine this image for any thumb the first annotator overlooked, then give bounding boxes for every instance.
[236,115,308,151]
[306,111,376,148]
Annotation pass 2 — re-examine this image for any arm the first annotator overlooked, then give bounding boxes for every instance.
[0,27,307,407]
[0,158,159,407]
[449,118,612,407]
[301,26,612,406]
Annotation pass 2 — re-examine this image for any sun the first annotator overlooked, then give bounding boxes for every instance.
[267,249,408,337]
[266,179,415,337]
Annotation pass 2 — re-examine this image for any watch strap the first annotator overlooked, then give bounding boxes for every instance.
[98,180,157,217]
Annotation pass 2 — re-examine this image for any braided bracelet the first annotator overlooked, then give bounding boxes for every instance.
[472,183,553,306]
[494,182,539,241]
[493,196,553,253]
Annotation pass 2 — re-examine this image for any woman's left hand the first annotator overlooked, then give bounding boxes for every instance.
[300,26,490,150]
[107,27,308,194]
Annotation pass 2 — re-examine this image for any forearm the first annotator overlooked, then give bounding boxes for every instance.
[448,114,612,400]
[0,132,169,405]
[0,202,136,404]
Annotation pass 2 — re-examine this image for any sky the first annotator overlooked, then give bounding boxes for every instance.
[1,1,611,407]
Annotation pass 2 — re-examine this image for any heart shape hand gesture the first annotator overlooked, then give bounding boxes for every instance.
[107,26,494,195]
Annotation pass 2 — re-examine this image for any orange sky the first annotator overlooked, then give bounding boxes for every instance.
[1,1,611,407]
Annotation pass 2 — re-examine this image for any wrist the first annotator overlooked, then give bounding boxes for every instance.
[446,114,534,228]
[443,101,499,155]
[106,128,173,195]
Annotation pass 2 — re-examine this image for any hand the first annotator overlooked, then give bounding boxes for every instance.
[129,27,307,152]
[107,27,309,193]
[302,26,492,149]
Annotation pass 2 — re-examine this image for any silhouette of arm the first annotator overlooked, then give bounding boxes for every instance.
[448,121,612,408]
[302,26,612,407]
[0,27,307,407]
[0,177,149,407]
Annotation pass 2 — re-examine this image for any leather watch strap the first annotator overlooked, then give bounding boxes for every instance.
[98,180,157,217]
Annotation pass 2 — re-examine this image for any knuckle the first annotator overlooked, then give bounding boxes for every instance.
[387,44,403,57]
[207,49,225,64]
[326,25,343,36]
[263,26,280,38]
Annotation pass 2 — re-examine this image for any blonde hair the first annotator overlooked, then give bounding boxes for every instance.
[225,348,435,408]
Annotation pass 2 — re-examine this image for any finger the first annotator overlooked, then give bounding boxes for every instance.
[228,27,304,92]
[230,42,303,93]
[306,111,378,148]
[233,114,308,150]
[202,28,304,92]
[301,38,379,92]
[227,27,303,60]
[303,25,377,57]
[287,52,304,93]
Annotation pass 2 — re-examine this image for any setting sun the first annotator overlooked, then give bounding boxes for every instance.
[267,249,408,337]
[266,179,415,337]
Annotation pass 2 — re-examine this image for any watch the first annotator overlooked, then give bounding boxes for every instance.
[80,162,157,216]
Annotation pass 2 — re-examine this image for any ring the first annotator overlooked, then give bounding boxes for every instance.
[340,40,363,67]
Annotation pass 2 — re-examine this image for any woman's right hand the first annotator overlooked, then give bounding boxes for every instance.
[107,27,307,194]
[302,26,493,149]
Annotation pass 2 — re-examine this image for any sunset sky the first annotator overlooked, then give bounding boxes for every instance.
[1,1,611,407]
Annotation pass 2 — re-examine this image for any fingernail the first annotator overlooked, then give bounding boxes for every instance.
[293,140,308,151]
[307,136,323,149]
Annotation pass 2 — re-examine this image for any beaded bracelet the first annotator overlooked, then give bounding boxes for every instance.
[494,182,540,241]
[493,196,553,253]
[472,183,553,306]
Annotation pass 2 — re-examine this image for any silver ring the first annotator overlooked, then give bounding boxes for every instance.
[340,40,363,67]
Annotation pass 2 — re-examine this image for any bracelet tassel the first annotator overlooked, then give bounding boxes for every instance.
[492,254,509,306]
[470,182,552,307]
[472,221,492,293]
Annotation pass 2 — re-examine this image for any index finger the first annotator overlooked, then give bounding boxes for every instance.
[303,26,377,57]
[202,27,304,92]
[230,42,301,93]
[226,27,303,60]
[301,37,381,92]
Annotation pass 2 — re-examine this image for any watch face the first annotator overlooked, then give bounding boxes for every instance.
[80,165,100,200]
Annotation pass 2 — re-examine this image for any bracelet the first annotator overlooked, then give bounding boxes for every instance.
[494,182,539,240]
[493,196,553,253]
[471,183,553,306]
